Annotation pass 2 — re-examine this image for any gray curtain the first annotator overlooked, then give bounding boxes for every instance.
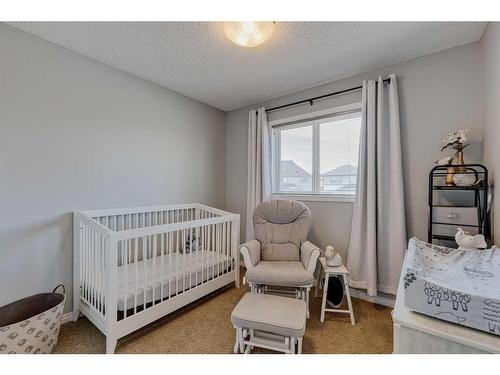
[246,107,272,241]
[347,73,407,296]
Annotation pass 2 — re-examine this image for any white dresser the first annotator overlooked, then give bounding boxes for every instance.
[392,255,500,354]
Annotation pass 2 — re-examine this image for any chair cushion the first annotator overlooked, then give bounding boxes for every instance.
[231,293,306,337]
[245,261,315,287]
[253,200,311,261]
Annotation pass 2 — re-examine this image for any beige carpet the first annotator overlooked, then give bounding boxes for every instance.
[55,271,393,354]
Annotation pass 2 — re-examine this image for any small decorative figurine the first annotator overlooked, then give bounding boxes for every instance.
[325,245,343,267]
[455,228,487,250]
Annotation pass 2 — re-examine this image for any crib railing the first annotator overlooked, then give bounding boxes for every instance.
[75,213,111,317]
[74,204,239,330]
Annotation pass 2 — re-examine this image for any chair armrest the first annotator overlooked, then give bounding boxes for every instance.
[300,241,322,273]
[240,239,261,270]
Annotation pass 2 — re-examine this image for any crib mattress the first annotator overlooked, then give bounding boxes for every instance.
[116,250,233,311]
[404,238,500,336]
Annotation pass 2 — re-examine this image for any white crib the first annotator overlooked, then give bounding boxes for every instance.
[73,203,240,353]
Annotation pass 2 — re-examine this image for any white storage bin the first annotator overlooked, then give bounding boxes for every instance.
[0,285,65,354]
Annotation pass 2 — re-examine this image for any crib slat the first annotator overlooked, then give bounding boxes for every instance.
[200,212,204,285]
[100,235,104,313]
[153,232,157,305]
[182,227,186,293]
[83,225,86,302]
[92,229,96,307]
[206,216,209,283]
[81,224,85,302]
[175,211,180,297]
[167,211,172,300]
[123,240,127,318]
[160,230,164,302]
[142,235,146,311]
[94,229,98,307]
[96,231,99,312]
[212,223,216,280]
[88,225,92,303]
[222,222,225,276]
[189,227,193,290]
[134,237,138,315]
[220,222,223,277]
[82,224,86,302]
[85,225,90,302]
[216,223,220,278]
[195,225,199,286]
[227,221,230,274]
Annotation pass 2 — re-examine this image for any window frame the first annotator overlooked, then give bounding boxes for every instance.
[270,102,362,203]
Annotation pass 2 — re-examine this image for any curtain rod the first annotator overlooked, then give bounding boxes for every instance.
[264,77,391,113]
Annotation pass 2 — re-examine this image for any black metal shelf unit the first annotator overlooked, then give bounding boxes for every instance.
[428,164,489,245]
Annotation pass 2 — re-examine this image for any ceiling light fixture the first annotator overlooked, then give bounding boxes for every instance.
[224,22,275,48]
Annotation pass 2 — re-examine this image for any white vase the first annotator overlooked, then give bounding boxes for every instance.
[453,173,477,187]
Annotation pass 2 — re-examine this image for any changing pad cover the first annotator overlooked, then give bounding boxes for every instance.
[404,238,500,336]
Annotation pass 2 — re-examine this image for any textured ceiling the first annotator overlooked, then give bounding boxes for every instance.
[7,22,486,111]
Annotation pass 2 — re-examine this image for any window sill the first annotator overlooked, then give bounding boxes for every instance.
[272,194,355,203]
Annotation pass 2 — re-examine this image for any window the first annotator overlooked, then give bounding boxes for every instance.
[272,105,362,201]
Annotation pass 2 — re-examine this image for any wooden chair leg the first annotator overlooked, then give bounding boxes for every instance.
[343,274,355,325]
[320,274,330,322]
[233,327,239,353]
[305,288,310,319]
[238,327,245,353]
[315,267,323,298]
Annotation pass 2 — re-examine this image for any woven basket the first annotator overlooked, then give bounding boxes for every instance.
[0,285,66,354]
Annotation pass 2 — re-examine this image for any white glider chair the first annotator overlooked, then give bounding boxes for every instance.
[240,199,321,318]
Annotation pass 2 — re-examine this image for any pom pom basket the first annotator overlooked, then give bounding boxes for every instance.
[0,285,66,354]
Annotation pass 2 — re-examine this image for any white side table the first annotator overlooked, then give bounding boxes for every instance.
[316,257,355,324]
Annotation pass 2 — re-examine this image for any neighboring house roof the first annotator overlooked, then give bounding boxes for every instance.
[280,160,311,177]
[322,164,357,176]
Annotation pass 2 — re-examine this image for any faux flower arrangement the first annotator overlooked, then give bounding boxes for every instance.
[441,129,469,152]
[436,129,470,165]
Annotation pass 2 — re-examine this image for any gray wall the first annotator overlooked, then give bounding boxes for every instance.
[480,23,500,244]
[0,24,226,312]
[226,42,482,259]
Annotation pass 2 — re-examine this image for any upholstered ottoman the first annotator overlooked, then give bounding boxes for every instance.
[231,292,307,354]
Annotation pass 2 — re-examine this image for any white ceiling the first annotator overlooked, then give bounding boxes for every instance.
[7,22,486,111]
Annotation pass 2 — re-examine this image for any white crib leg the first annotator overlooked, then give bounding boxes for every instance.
[297,337,303,354]
[106,336,118,354]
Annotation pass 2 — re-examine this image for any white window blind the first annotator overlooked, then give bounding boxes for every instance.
[272,108,362,198]
[319,111,361,195]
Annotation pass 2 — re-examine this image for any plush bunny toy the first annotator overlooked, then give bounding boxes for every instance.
[455,228,487,250]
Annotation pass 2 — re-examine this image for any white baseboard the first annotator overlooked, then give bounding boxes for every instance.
[313,279,395,308]
[348,288,395,308]
[61,312,74,325]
